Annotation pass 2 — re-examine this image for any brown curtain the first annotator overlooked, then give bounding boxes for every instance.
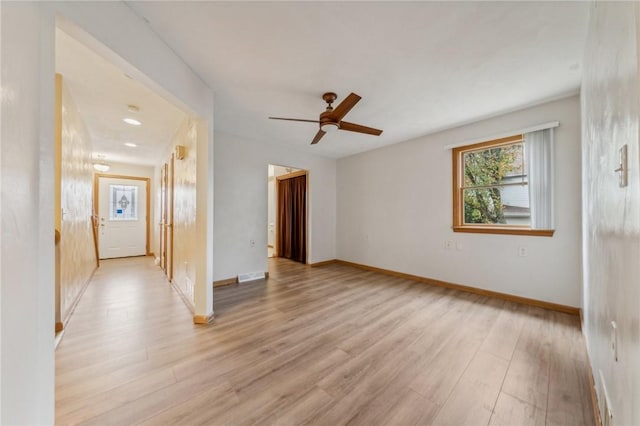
[277,174,306,263]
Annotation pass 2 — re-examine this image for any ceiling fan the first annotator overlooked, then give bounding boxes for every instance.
[269,92,383,145]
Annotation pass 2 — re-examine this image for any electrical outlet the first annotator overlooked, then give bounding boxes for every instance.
[445,240,454,250]
[455,241,463,251]
[611,321,618,362]
[518,247,527,257]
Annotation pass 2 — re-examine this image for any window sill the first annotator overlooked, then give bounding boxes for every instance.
[452,226,555,237]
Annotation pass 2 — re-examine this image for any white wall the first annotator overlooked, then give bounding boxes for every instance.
[214,131,336,281]
[1,2,214,423]
[581,3,640,425]
[106,162,156,253]
[337,95,582,307]
[1,3,55,423]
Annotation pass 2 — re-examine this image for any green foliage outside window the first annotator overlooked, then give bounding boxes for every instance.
[463,143,522,224]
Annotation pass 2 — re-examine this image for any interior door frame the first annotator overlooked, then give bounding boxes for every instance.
[160,163,167,272]
[168,154,175,281]
[275,169,309,264]
[93,173,151,258]
[158,155,175,281]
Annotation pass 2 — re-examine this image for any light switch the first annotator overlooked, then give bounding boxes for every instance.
[614,144,628,188]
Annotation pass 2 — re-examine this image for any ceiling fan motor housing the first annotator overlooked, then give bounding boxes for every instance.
[320,92,339,128]
[320,109,339,127]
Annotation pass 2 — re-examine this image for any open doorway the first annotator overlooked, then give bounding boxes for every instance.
[267,164,308,264]
[54,26,189,335]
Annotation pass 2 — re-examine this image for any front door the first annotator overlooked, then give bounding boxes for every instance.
[98,176,147,259]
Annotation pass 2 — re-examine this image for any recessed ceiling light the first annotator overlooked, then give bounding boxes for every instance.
[124,142,137,148]
[123,118,141,126]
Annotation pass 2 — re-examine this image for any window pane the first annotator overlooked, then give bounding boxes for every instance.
[463,186,530,226]
[110,184,138,221]
[463,142,525,187]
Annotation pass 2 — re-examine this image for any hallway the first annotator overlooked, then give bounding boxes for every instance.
[56,257,594,425]
[55,257,197,423]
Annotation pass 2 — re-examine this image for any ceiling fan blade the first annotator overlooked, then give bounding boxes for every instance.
[328,93,361,121]
[269,117,320,123]
[311,129,326,145]
[339,121,383,136]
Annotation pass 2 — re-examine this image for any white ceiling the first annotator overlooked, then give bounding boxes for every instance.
[55,28,187,166]
[127,1,589,159]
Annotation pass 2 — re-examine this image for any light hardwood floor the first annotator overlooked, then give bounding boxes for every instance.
[56,256,595,425]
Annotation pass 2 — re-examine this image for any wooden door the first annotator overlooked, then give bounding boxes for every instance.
[167,155,175,281]
[160,163,167,272]
[159,157,175,280]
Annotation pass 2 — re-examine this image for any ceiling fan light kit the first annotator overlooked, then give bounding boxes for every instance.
[269,92,383,145]
[320,122,339,133]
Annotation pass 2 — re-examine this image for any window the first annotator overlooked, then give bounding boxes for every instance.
[452,132,554,236]
[110,184,138,221]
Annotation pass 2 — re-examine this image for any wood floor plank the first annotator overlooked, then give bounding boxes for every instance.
[328,342,439,426]
[500,306,553,412]
[56,367,176,424]
[267,386,334,426]
[337,286,447,357]
[55,257,595,426]
[317,295,437,399]
[479,300,526,361]
[489,392,546,426]
[431,350,509,426]
[130,379,239,426]
[546,356,595,426]
[309,342,428,425]
[408,296,502,406]
[80,376,235,425]
[378,388,440,426]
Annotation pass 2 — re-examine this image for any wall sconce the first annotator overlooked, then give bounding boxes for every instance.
[614,144,628,188]
[175,145,186,160]
[93,154,110,172]
[93,162,110,172]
